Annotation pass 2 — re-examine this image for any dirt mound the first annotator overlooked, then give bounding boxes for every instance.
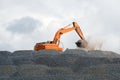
[0,49,120,80]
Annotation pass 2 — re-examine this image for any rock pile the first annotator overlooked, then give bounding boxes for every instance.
[0,49,120,80]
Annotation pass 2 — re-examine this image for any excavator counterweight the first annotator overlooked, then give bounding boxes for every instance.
[34,22,87,52]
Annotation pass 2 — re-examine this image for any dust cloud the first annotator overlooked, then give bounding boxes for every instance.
[86,36,103,50]
[76,36,103,50]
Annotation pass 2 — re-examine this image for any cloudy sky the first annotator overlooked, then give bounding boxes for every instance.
[0,0,120,53]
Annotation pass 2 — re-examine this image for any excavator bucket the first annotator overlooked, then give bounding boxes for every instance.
[75,40,88,48]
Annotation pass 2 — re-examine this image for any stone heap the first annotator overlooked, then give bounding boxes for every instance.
[0,49,120,80]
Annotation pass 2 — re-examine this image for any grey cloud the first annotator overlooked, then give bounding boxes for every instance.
[7,17,41,34]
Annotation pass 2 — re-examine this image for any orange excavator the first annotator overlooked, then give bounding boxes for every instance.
[34,22,87,52]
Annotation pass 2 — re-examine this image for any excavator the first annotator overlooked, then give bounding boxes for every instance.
[34,22,87,52]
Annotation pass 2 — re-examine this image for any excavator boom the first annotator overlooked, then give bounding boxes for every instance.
[34,22,87,52]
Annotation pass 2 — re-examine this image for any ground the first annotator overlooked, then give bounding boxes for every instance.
[0,49,120,80]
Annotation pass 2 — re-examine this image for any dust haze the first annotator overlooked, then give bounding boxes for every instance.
[86,37,103,50]
[77,36,104,50]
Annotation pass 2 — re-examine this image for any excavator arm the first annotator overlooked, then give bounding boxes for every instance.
[52,22,86,45]
[73,22,85,40]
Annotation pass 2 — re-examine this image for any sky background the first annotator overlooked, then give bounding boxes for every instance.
[0,0,120,53]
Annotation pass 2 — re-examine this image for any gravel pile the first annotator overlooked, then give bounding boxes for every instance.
[0,49,120,80]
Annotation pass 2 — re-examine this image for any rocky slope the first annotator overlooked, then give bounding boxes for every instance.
[0,49,120,80]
